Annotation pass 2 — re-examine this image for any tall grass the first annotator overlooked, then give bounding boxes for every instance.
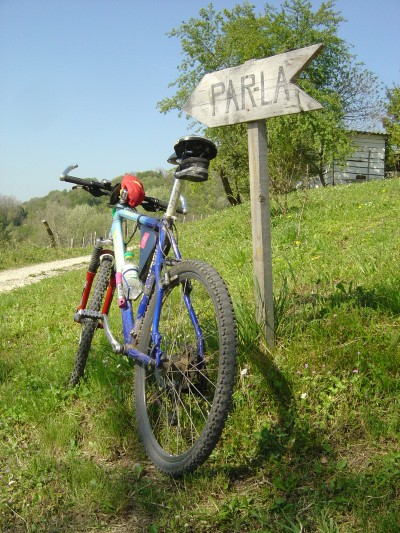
[1,178,399,531]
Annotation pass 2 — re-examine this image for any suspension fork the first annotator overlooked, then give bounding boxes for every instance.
[102,274,116,315]
[77,243,114,312]
[73,242,152,365]
[77,244,102,311]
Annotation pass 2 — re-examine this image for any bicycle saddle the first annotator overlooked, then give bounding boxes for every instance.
[167,136,217,182]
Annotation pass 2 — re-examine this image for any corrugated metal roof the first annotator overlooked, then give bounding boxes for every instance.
[349,130,388,137]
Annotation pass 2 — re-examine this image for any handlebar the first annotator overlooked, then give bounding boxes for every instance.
[60,164,113,195]
[59,164,187,215]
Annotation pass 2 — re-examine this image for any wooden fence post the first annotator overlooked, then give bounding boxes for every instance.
[41,220,56,248]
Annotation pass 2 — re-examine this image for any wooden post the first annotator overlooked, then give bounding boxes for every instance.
[41,220,56,248]
[248,120,275,348]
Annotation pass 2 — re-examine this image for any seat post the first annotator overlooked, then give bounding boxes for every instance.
[165,179,182,218]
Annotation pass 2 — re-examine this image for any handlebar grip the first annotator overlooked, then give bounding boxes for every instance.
[59,175,112,196]
[59,175,91,187]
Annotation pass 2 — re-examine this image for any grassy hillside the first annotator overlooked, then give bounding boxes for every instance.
[1,178,399,531]
[8,168,228,247]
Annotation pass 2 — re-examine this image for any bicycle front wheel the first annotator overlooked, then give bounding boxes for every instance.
[69,255,113,387]
[135,260,237,476]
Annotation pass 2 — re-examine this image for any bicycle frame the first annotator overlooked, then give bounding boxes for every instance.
[75,179,202,369]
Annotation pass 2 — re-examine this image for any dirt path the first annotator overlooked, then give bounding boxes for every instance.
[0,256,91,293]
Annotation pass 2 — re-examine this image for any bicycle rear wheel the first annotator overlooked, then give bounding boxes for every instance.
[69,255,113,387]
[135,260,237,476]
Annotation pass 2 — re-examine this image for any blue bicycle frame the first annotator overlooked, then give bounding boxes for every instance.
[92,179,202,370]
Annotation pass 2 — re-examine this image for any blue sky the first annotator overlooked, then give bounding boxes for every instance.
[0,0,399,202]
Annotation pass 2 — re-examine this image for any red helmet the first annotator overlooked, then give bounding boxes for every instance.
[121,174,145,208]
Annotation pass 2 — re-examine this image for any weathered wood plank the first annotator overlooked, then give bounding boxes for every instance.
[247,120,275,347]
[184,44,323,127]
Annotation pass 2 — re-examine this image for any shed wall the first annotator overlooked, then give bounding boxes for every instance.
[326,134,386,185]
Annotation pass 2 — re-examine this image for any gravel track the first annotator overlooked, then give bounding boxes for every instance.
[0,256,91,293]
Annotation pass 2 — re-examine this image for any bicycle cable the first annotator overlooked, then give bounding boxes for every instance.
[124,219,139,247]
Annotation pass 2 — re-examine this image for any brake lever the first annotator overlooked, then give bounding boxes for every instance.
[72,185,109,198]
[85,186,110,198]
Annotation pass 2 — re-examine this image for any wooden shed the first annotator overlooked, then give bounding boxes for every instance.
[326,131,388,185]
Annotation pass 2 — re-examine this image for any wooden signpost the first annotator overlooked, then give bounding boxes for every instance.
[184,43,323,348]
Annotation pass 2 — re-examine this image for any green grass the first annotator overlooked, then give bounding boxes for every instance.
[0,243,93,270]
[1,178,399,531]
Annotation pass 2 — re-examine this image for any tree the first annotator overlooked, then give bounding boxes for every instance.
[383,83,400,172]
[208,124,248,205]
[0,195,25,241]
[159,0,383,200]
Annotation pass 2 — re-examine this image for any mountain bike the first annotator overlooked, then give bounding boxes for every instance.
[59,136,237,476]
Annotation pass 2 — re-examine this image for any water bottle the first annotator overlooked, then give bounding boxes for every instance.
[122,251,142,300]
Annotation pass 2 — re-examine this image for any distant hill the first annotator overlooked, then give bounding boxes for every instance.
[9,169,229,245]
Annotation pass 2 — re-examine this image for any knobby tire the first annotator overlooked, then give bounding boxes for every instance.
[135,260,237,476]
[69,256,113,387]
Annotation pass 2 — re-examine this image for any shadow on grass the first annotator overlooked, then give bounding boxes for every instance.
[213,281,400,531]
[277,279,400,337]
[212,331,400,531]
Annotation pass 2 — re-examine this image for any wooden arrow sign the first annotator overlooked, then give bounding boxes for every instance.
[183,43,323,127]
[183,44,323,349]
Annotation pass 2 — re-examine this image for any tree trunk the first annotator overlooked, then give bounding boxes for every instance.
[318,148,327,187]
[219,169,241,206]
